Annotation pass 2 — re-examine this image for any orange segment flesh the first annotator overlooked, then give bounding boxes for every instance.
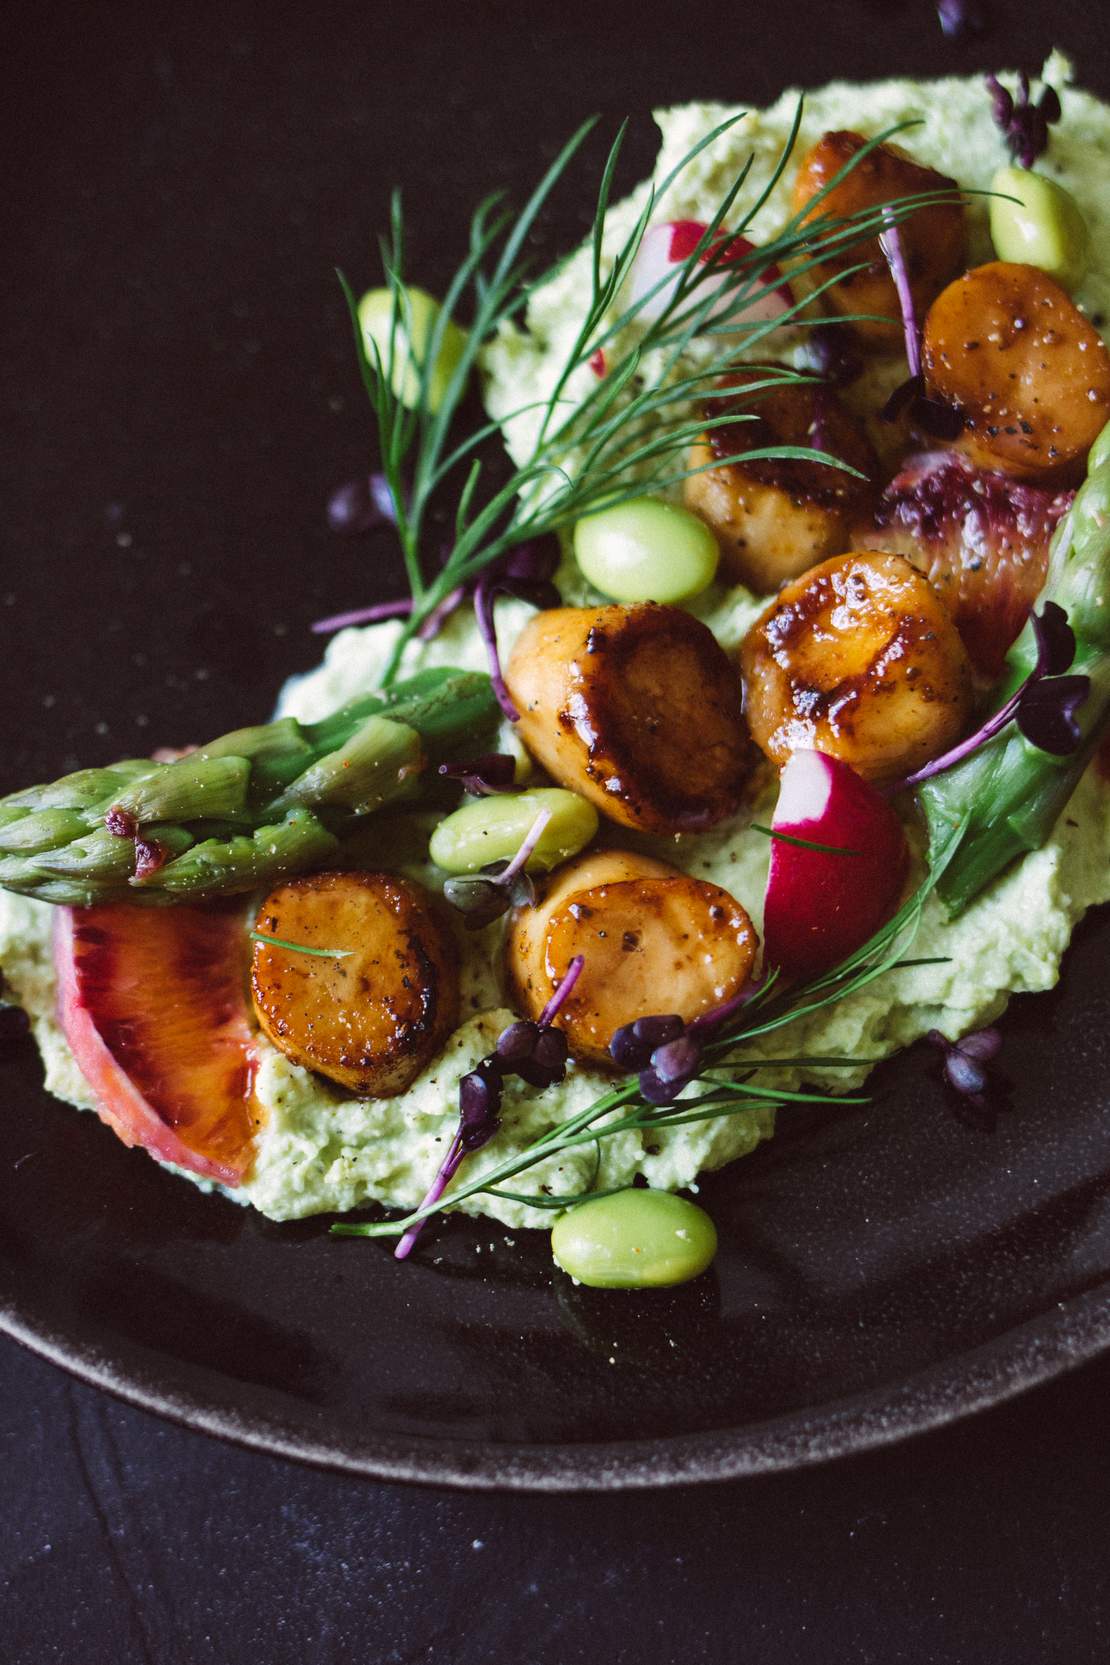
[54,903,260,1184]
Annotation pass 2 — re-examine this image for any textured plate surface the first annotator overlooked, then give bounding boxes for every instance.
[2,0,1109,1488]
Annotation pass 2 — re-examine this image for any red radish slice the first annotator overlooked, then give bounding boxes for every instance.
[628,220,794,327]
[54,903,260,1184]
[762,751,909,980]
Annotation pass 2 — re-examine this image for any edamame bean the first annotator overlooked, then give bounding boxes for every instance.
[573,497,719,604]
[989,166,1089,292]
[551,1188,717,1289]
[357,285,468,412]
[1088,419,1110,477]
[429,788,598,874]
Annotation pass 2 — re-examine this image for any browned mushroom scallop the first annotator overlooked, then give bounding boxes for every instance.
[739,550,973,783]
[504,603,752,834]
[921,261,1110,481]
[684,370,877,591]
[505,849,758,1067]
[251,871,459,1097]
[790,130,966,347]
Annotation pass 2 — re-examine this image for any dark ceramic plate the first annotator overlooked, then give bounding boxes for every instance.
[3,2,1110,1490]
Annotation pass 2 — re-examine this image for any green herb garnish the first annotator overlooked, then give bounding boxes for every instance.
[248,931,351,960]
[346,107,962,686]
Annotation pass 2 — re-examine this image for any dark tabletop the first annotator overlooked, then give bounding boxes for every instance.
[4,1,1110,1658]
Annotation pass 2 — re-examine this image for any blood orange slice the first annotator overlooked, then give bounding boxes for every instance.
[54,903,260,1184]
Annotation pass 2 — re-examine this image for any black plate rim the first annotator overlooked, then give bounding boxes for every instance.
[4,1276,1108,1490]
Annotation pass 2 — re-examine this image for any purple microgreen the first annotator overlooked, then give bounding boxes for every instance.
[750,822,861,857]
[311,597,415,635]
[985,71,1061,169]
[395,957,587,1259]
[538,954,584,1026]
[437,753,518,796]
[878,213,921,378]
[496,1020,541,1066]
[474,538,563,722]
[1014,674,1091,755]
[877,217,964,439]
[393,1057,506,1262]
[474,572,519,722]
[609,1014,684,1071]
[498,808,552,887]
[325,472,398,535]
[1030,599,1077,678]
[927,1025,1005,1128]
[936,0,988,41]
[441,806,552,928]
[954,1026,1002,1064]
[441,876,514,930]
[457,1056,505,1151]
[609,972,762,1107]
[898,601,1087,791]
[415,584,469,641]
[248,930,352,960]
[805,322,864,388]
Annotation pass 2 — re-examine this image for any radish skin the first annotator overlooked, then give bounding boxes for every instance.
[762,751,909,979]
[629,221,793,328]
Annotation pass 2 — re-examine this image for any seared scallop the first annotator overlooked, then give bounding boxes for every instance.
[791,130,966,347]
[684,370,877,591]
[739,551,973,783]
[251,871,459,1097]
[921,261,1110,480]
[505,603,752,834]
[505,849,758,1067]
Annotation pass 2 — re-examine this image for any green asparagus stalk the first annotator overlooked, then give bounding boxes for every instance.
[921,428,1110,915]
[0,666,497,906]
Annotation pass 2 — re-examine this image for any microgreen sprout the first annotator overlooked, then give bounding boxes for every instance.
[898,600,1090,790]
[437,753,518,796]
[392,955,584,1259]
[473,538,562,722]
[442,805,552,927]
[927,1025,1004,1127]
[878,212,963,438]
[610,979,765,1107]
[986,71,1062,170]
[248,930,353,960]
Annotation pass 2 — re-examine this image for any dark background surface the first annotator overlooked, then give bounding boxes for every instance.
[4,0,1110,1658]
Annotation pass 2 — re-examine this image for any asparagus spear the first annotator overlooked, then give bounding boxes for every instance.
[0,667,498,906]
[920,427,1110,915]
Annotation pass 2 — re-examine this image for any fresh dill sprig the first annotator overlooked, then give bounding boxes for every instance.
[330,819,970,1243]
[342,108,961,685]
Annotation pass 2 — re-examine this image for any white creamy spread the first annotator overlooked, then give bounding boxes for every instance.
[2,53,1109,1228]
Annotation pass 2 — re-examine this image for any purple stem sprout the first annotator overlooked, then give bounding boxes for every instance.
[895,601,1089,792]
[442,807,552,928]
[878,215,921,380]
[394,955,585,1260]
[610,974,764,1107]
[986,72,1062,170]
[928,1026,1004,1126]
[437,753,518,796]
